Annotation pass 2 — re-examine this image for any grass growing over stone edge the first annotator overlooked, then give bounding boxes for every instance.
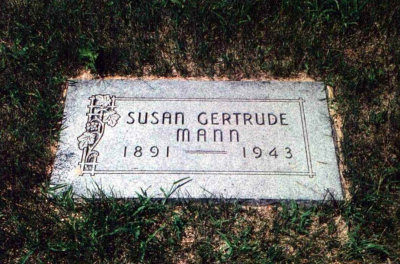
[0,0,399,263]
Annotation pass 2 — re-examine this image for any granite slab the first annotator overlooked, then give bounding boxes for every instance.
[51,80,343,201]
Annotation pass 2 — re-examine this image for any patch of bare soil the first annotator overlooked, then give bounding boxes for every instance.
[327,86,351,201]
[72,70,315,82]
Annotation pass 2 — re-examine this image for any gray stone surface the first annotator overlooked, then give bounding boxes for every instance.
[51,80,343,201]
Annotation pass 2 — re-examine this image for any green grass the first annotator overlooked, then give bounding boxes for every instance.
[1,0,399,263]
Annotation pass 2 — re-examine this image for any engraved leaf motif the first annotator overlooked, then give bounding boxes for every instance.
[77,132,96,149]
[103,110,120,127]
[95,94,112,107]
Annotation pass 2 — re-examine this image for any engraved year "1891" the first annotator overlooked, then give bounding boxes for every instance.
[123,146,170,158]
[242,146,293,159]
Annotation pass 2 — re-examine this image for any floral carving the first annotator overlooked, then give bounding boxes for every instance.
[78,94,120,175]
[77,132,96,149]
[103,110,120,127]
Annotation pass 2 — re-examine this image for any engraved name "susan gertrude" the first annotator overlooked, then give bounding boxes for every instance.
[126,111,289,126]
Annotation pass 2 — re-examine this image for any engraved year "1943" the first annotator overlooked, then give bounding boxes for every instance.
[242,146,293,159]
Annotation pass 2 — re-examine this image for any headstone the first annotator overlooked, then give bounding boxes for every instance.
[51,80,343,201]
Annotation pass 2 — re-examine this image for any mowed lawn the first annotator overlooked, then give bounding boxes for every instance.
[1,1,399,263]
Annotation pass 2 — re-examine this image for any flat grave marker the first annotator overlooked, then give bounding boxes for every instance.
[51,80,343,201]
